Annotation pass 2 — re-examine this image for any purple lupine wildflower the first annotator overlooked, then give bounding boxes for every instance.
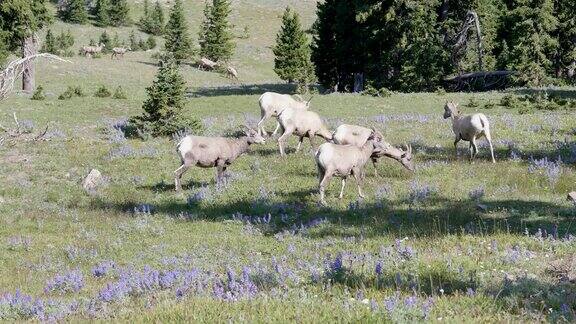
[404,295,418,308]
[421,297,434,319]
[44,269,84,294]
[408,180,436,205]
[6,235,31,251]
[466,288,476,297]
[384,294,398,312]
[370,299,378,312]
[375,261,383,276]
[527,157,562,185]
[92,261,116,278]
[468,186,485,201]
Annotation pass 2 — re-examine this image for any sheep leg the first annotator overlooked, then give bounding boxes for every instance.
[271,122,281,136]
[372,157,379,177]
[453,138,460,160]
[470,137,478,162]
[257,113,271,136]
[296,136,304,153]
[308,133,317,152]
[319,171,333,205]
[338,178,347,199]
[174,163,192,192]
[278,127,294,156]
[485,132,496,163]
[352,167,365,199]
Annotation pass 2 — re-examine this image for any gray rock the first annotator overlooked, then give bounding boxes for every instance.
[567,191,576,203]
[476,203,488,212]
[82,169,104,194]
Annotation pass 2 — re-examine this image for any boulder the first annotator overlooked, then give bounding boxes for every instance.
[567,191,576,204]
[82,169,104,194]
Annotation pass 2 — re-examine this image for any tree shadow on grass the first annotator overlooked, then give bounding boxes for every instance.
[88,187,576,238]
[186,83,298,97]
[512,88,576,100]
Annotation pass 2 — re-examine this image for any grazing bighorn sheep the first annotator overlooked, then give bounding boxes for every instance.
[333,124,414,175]
[444,101,495,163]
[257,92,311,137]
[225,66,238,79]
[197,57,217,70]
[111,47,130,59]
[81,44,105,57]
[277,108,332,156]
[315,135,385,205]
[174,127,265,191]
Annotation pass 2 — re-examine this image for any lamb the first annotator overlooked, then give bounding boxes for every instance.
[277,108,332,156]
[443,101,495,163]
[257,92,311,137]
[333,124,414,175]
[174,127,265,191]
[315,135,385,205]
[111,47,130,59]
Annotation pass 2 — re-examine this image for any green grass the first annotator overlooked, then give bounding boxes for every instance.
[0,0,575,322]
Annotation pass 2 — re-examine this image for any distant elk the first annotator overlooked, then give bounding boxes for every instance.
[80,44,105,58]
[111,47,131,59]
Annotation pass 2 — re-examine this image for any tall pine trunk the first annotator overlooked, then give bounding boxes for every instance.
[22,35,38,93]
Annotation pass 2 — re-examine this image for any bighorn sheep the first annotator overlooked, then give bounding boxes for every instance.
[277,108,332,156]
[197,57,217,70]
[174,127,265,191]
[444,101,495,163]
[111,47,130,59]
[333,124,414,175]
[225,66,238,79]
[257,92,311,137]
[81,44,105,58]
[315,135,385,205]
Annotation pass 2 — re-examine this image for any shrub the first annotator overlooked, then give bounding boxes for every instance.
[466,97,480,108]
[146,35,157,50]
[484,101,496,109]
[31,86,46,100]
[58,86,85,100]
[94,85,112,98]
[113,86,128,99]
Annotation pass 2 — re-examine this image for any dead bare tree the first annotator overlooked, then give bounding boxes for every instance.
[448,10,484,73]
[0,53,69,146]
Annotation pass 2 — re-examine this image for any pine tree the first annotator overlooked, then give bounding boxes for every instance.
[111,32,120,48]
[58,0,88,24]
[99,31,112,53]
[58,30,75,49]
[94,0,111,27]
[0,0,52,91]
[164,0,193,61]
[199,0,235,62]
[109,0,131,27]
[41,29,58,54]
[130,53,191,136]
[500,0,558,86]
[0,32,9,68]
[149,1,165,35]
[273,7,315,90]
[129,30,140,50]
[555,0,576,82]
[147,35,157,49]
[139,0,152,31]
[311,0,339,91]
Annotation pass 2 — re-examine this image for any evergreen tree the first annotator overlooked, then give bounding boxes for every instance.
[41,29,58,54]
[99,30,112,53]
[139,0,152,31]
[109,0,131,26]
[58,30,75,49]
[130,53,191,136]
[164,0,193,61]
[199,0,235,62]
[0,0,52,91]
[273,7,315,89]
[149,1,165,35]
[311,0,339,91]
[0,32,9,68]
[94,0,111,27]
[147,35,157,49]
[555,0,576,82]
[111,32,121,48]
[58,0,88,24]
[500,0,557,86]
[129,30,140,50]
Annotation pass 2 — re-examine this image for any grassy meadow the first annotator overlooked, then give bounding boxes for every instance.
[1,0,576,322]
